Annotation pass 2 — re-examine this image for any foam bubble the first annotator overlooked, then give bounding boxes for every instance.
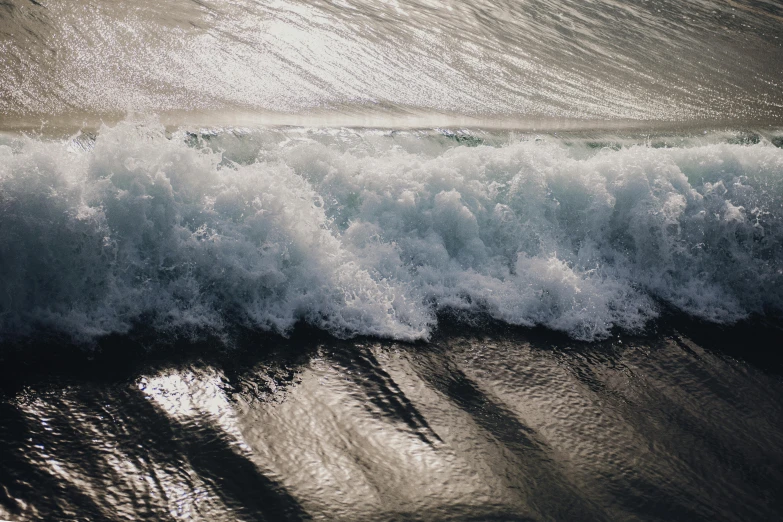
[1,121,781,343]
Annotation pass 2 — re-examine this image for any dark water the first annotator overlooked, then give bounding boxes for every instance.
[1,322,782,521]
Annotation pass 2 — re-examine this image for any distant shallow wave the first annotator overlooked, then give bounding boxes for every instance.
[1,0,782,126]
[0,120,781,343]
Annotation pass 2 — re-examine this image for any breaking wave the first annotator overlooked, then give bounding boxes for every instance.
[1,120,781,343]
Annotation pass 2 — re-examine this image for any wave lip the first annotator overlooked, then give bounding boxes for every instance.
[1,120,782,343]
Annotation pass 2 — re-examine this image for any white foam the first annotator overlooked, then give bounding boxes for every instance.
[1,121,781,342]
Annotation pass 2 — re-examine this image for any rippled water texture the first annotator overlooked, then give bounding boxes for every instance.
[1,329,782,521]
[2,1,783,519]
[1,0,783,127]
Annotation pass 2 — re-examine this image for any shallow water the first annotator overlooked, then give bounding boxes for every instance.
[2,0,783,128]
[1,326,782,521]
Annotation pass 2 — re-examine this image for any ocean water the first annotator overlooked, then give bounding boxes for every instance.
[1,0,783,128]
[1,0,783,520]
[1,326,782,521]
[1,122,782,344]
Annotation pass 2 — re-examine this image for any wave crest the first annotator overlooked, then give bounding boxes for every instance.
[1,121,781,342]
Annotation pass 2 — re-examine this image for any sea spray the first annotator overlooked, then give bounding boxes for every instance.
[1,121,781,343]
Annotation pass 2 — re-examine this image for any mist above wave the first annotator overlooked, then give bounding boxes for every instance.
[0,120,781,343]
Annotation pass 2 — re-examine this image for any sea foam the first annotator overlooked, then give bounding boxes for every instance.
[1,121,781,343]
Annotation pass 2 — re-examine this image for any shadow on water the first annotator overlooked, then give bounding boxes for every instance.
[329,346,443,446]
[1,316,782,520]
[0,402,108,520]
[1,311,781,392]
[0,326,324,520]
[0,388,309,521]
[117,388,309,521]
[0,385,310,520]
[549,342,778,522]
[405,344,610,522]
[0,324,323,396]
[553,335,783,522]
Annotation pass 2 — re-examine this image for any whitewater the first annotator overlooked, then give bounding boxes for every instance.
[4,1,783,521]
[1,0,783,345]
[1,121,781,343]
